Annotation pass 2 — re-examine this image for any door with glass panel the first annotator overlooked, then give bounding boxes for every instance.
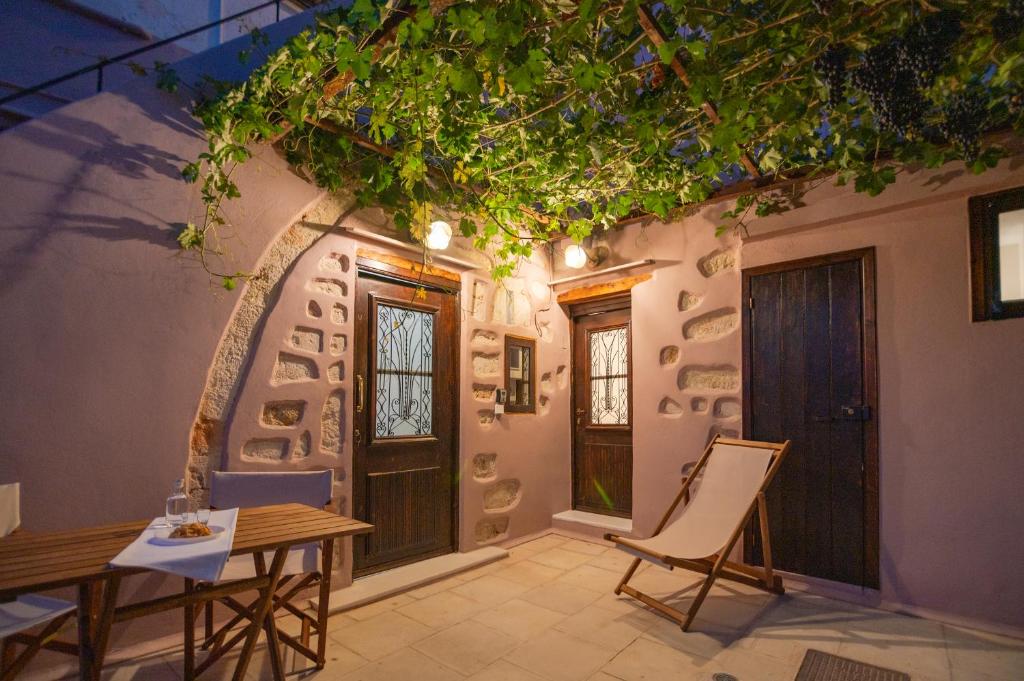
[353,267,458,576]
[571,298,633,518]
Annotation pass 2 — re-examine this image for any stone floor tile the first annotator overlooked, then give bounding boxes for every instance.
[558,539,611,556]
[641,614,744,661]
[324,612,359,633]
[553,604,653,651]
[521,535,569,552]
[471,598,567,641]
[708,646,801,681]
[585,550,646,574]
[398,590,485,628]
[492,560,564,587]
[599,637,705,681]
[452,574,532,607]
[504,630,616,681]
[556,564,627,594]
[405,576,466,599]
[338,647,464,681]
[465,659,549,681]
[520,582,603,616]
[344,593,416,621]
[530,548,594,571]
[103,656,180,680]
[328,610,433,661]
[414,621,520,675]
[944,623,1024,681]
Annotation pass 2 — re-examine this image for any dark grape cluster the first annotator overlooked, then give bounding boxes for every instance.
[812,0,835,17]
[940,93,987,161]
[814,44,849,108]
[898,10,963,89]
[851,40,927,135]
[992,0,1024,43]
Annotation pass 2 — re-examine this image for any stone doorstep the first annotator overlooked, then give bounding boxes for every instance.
[312,547,509,614]
[552,509,633,540]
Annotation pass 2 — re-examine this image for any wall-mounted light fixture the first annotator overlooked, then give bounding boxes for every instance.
[563,239,610,269]
[425,220,453,250]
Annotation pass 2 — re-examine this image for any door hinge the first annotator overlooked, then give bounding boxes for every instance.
[748,297,755,310]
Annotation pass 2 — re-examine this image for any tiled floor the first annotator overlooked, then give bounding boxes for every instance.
[33,533,1024,680]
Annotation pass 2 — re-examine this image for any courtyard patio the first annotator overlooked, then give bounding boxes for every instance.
[14,533,1024,681]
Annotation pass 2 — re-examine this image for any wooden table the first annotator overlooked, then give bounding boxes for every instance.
[0,504,372,681]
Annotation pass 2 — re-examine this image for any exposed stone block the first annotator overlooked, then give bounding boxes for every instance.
[678,365,740,392]
[293,431,311,459]
[321,390,344,454]
[290,326,323,353]
[242,438,289,461]
[540,372,553,392]
[690,397,709,413]
[713,397,741,420]
[697,248,737,277]
[331,303,347,325]
[682,308,738,342]
[678,290,702,311]
[327,361,344,383]
[309,278,347,297]
[472,383,496,401]
[473,453,497,481]
[478,409,495,427]
[484,479,521,512]
[471,329,499,346]
[330,334,347,356]
[475,517,509,544]
[307,300,322,319]
[658,397,683,417]
[556,365,568,389]
[708,425,740,443]
[319,252,350,273]
[261,401,306,427]
[472,352,500,377]
[659,346,680,366]
[272,353,318,385]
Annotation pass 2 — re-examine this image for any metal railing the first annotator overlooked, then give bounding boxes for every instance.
[0,0,287,108]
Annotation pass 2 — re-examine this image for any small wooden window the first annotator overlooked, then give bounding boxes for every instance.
[504,335,536,414]
[969,186,1024,322]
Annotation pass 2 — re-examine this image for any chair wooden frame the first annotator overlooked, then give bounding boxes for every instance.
[605,435,791,632]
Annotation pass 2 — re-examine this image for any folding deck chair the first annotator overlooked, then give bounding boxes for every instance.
[605,435,791,632]
[190,470,334,675]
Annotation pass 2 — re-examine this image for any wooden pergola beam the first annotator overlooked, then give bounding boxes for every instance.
[635,5,762,179]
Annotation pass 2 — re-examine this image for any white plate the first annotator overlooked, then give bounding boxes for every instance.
[150,525,225,545]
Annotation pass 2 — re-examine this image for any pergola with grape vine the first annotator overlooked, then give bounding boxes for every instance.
[176,0,1024,286]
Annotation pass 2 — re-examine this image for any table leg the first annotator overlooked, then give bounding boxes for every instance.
[90,576,121,680]
[231,549,286,681]
[315,538,334,668]
[184,578,195,681]
[76,582,96,681]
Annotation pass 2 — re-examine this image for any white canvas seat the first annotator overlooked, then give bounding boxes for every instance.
[209,471,332,582]
[1,483,77,679]
[195,470,334,669]
[606,436,791,632]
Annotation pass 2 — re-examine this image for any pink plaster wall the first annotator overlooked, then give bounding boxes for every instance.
[0,12,327,532]
[741,157,1024,631]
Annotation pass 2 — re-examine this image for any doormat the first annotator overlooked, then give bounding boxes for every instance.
[794,649,910,681]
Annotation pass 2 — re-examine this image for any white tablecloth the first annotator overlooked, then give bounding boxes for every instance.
[109,509,238,582]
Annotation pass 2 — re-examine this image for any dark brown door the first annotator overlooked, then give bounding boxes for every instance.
[571,299,633,518]
[743,248,879,588]
[353,268,459,576]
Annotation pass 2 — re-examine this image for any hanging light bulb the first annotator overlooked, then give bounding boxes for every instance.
[425,220,452,250]
[564,243,588,269]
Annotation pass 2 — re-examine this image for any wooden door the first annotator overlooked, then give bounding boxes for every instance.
[353,266,459,576]
[571,299,633,518]
[743,248,879,588]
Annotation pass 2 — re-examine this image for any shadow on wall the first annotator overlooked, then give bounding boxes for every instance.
[0,95,200,293]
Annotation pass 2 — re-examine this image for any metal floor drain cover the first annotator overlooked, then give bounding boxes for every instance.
[794,649,910,681]
[712,674,738,681]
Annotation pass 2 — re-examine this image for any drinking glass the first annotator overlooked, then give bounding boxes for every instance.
[196,507,212,528]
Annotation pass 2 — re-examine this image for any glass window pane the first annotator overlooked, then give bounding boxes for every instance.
[375,304,433,438]
[589,326,628,424]
[998,208,1024,302]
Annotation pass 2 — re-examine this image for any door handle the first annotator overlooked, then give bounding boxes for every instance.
[355,375,365,413]
[575,408,585,427]
[839,405,871,420]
